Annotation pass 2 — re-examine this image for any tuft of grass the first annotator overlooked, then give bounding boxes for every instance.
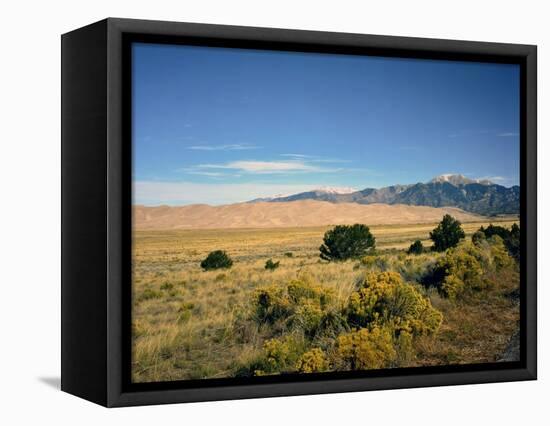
[265,259,281,271]
[160,282,174,291]
[137,288,162,302]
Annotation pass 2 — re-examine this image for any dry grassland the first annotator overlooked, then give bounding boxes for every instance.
[132,218,519,382]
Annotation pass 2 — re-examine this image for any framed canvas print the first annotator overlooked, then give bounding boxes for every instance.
[61,18,537,407]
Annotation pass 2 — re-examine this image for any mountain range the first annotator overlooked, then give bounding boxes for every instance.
[249,174,519,216]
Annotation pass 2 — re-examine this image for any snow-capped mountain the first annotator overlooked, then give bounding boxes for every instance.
[248,187,356,203]
[247,193,291,203]
[247,174,519,215]
[309,186,357,195]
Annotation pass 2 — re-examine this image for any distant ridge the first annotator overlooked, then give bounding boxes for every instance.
[134,200,485,230]
[250,174,519,216]
[248,186,357,203]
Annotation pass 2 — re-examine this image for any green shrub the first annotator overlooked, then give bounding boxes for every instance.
[265,259,280,270]
[200,250,233,270]
[319,224,376,261]
[160,282,174,291]
[178,301,196,323]
[359,254,388,271]
[430,214,465,252]
[393,255,435,283]
[314,310,350,339]
[214,273,227,282]
[478,223,520,260]
[138,288,162,302]
[480,224,510,240]
[407,240,424,255]
[395,330,415,366]
[508,223,520,260]
[471,230,486,245]
[284,252,293,258]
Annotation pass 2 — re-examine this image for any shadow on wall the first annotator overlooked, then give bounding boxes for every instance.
[38,377,61,390]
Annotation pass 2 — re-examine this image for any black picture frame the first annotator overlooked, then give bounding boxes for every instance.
[61,17,537,407]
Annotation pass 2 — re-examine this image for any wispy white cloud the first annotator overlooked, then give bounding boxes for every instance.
[475,175,516,186]
[179,153,371,178]
[448,130,519,138]
[280,153,351,163]
[311,158,352,164]
[485,176,507,183]
[194,160,341,174]
[280,153,314,159]
[184,171,226,177]
[134,181,320,206]
[187,144,259,151]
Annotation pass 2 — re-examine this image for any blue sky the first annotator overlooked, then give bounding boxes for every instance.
[132,43,520,206]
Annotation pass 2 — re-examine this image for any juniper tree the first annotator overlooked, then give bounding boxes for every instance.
[319,224,375,261]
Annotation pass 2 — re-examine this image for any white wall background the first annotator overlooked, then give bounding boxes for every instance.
[0,0,546,424]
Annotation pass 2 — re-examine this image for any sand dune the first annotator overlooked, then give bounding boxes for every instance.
[133,200,485,230]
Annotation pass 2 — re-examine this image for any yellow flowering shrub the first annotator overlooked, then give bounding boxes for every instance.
[287,275,333,307]
[291,300,324,336]
[263,337,294,370]
[296,348,328,373]
[424,239,517,300]
[252,335,305,376]
[388,283,443,335]
[395,330,415,366]
[429,242,491,300]
[346,271,442,335]
[253,276,336,337]
[254,284,293,324]
[440,274,465,301]
[335,326,396,370]
[488,235,515,271]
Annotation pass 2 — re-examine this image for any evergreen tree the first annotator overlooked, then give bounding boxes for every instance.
[200,250,233,270]
[430,215,465,251]
[319,224,375,261]
[407,240,424,255]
